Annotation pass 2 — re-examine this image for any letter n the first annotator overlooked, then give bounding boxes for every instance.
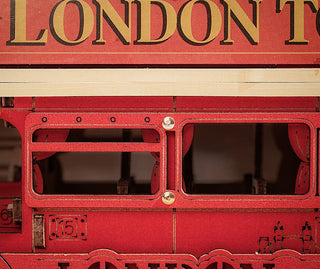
[220,0,262,45]
[92,0,133,45]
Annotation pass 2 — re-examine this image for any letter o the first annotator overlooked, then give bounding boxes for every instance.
[178,0,222,45]
[50,0,94,45]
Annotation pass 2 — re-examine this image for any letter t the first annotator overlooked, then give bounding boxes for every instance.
[277,0,318,44]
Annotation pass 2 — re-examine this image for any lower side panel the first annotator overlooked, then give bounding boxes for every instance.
[2,249,320,269]
[176,211,320,256]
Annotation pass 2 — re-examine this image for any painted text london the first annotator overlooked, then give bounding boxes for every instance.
[7,0,320,46]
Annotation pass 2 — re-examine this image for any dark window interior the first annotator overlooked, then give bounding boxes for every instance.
[0,120,21,185]
[33,129,159,195]
[182,123,309,195]
[0,119,21,232]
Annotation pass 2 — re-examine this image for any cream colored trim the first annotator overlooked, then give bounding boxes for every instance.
[0,68,319,96]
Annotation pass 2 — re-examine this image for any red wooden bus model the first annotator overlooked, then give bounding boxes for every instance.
[1,0,320,267]
[0,95,320,269]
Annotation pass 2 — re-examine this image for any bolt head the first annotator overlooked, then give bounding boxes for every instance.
[162,117,175,130]
[162,192,175,205]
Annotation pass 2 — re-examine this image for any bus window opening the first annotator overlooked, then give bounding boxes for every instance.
[32,128,160,195]
[182,123,310,195]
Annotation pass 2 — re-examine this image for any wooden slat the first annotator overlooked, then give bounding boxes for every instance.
[0,69,319,96]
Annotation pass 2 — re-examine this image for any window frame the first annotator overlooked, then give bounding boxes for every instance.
[23,112,320,209]
[24,113,166,208]
[176,113,318,209]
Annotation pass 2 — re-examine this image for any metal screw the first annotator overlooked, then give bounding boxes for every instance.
[162,117,175,130]
[162,192,175,205]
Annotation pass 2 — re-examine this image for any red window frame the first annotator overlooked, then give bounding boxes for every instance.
[175,113,318,209]
[24,112,320,209]
[24,112,166,208]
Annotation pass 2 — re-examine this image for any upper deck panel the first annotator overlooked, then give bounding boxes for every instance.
[0,0,320,65]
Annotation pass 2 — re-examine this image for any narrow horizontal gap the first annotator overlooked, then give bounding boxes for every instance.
[32,128,159,143]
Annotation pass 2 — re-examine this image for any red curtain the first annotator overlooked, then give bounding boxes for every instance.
[32,129,69,193]
[142,129,161,194]
[288,124,310,194]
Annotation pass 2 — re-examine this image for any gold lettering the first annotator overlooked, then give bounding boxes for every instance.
[221,0,262,45]
[7,0,48,45]
[277,0,318,44]
[178,0,222,45]
[50,0,94,45]
[92,0,133,45]
[135,0,176,44]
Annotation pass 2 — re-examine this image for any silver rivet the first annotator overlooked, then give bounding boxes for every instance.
[162,117,175,130]
[162,192,175,205]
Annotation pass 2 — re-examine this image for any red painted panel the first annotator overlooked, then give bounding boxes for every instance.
[13,97,33,110]
[37,211,174,254]
[35,97,174,112]
[176,211,320,257]
[0,0,319,66]
[176,97,318,112]
[0,0,320,65]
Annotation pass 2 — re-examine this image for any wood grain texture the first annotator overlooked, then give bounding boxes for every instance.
[0,69,319,96]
